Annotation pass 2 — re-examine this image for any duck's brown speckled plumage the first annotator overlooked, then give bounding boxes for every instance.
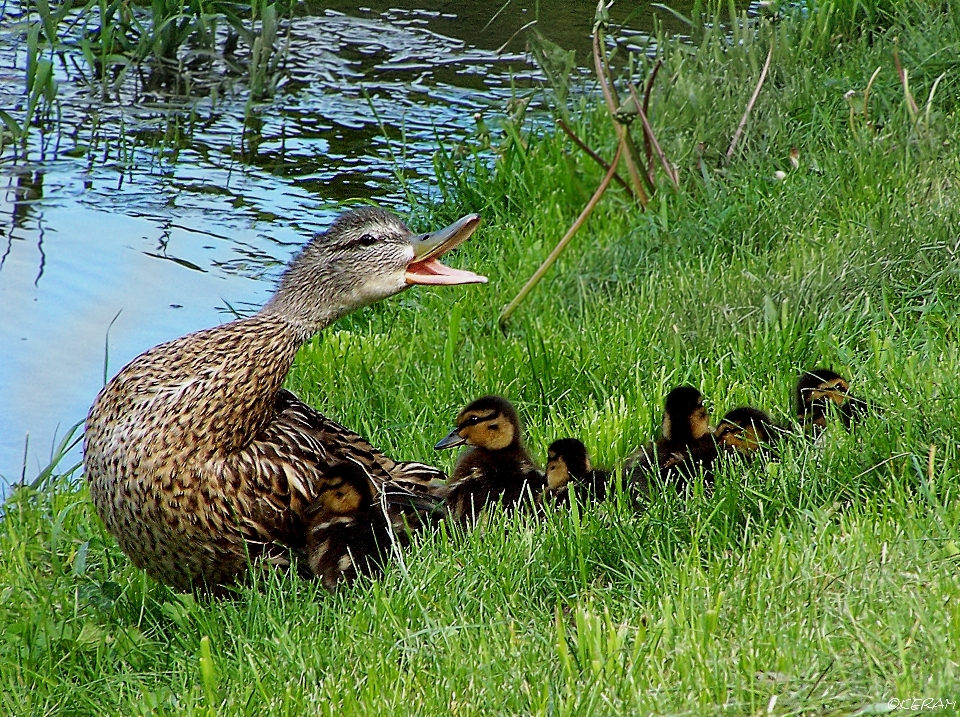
[84,207,484,592]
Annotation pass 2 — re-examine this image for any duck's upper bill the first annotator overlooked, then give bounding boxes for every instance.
[405,213,487,286]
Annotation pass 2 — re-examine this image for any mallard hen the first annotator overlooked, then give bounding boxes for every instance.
[434,395,545,525]
[84,207,485,592]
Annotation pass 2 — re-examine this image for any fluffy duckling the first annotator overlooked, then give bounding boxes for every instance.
[306,461,433,591]
[713,406,779,460]
[624,385,717,494]
[434,395,545,525]
[540,438,611,507]
[795,368,867,431]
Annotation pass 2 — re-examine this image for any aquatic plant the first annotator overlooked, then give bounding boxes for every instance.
[0,21,60,157]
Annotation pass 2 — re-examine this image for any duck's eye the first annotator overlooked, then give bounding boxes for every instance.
[350,233,379,248]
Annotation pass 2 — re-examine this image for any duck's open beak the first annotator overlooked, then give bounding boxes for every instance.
[434,428,467,450]
[406,213,487,286]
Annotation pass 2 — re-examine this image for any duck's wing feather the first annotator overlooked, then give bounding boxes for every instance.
[275,389,448,485]
[222,389,437,550]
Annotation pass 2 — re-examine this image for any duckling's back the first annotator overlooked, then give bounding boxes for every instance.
[446,447,544,524]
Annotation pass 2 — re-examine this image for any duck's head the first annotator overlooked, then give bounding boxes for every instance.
[311,461,376,517]
[262,207,485,333]
[546,438,590,490]
[795,368,850,417]
[434,395,521,452]
[714,407,774,456]
[662,385,710,443]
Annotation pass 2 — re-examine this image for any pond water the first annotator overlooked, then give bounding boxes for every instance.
[0,1,693,489]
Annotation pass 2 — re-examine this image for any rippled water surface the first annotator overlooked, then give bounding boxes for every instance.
[0,1,691,487]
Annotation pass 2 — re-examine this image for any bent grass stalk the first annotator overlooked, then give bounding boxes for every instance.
[725,41,774,162]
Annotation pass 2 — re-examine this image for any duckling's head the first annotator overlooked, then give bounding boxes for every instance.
[435,395,521,452]
[662,385,710,443]
[546,438,590,490]
[795,368,850,416]
[313,462,377,517]
[714,407,774,456]
[262,207,485,333]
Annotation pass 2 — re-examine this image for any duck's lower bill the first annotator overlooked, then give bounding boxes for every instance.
[405,258,487,285]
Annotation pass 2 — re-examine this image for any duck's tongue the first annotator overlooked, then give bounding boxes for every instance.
[404,213,487,286]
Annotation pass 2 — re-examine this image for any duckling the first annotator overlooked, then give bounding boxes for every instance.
[795,368,867,431]
[624,385,717,494]
[434,395,545,525]
[713,406,779,460]
[305,461,395,590]
[540,438,611,507]
[83,207,486,593]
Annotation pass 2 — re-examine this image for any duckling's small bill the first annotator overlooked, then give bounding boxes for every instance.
[434,428,467,450]
[405,213,487,286]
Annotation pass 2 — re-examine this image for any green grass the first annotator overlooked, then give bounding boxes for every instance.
[3,2,960,715]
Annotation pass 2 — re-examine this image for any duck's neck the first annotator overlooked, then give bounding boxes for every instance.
[259,246,381,336]
[260,288,350,339]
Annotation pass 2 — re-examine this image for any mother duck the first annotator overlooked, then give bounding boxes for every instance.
[83,207,485,592]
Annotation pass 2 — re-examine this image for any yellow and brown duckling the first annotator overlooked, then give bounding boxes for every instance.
[625,385,718,494]
[434,395,545,525]
[540,438,611,507]
[305,461,447,590]
[305,461,397,590]
[714,406,779,460]
[795,368,867,431]
[83,207,486,593]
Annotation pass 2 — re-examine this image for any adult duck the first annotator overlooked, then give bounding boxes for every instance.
[84,207,485,592]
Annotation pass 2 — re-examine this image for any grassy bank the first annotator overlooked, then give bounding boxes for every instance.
[3,3,960,715]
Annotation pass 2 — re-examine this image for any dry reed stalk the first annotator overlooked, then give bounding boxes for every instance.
[641,58,663,180]
[628,83,679,189]
[592,28,650,206]
[498,139,625,327]
[557,118,635,198]
[726,42,774,162]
